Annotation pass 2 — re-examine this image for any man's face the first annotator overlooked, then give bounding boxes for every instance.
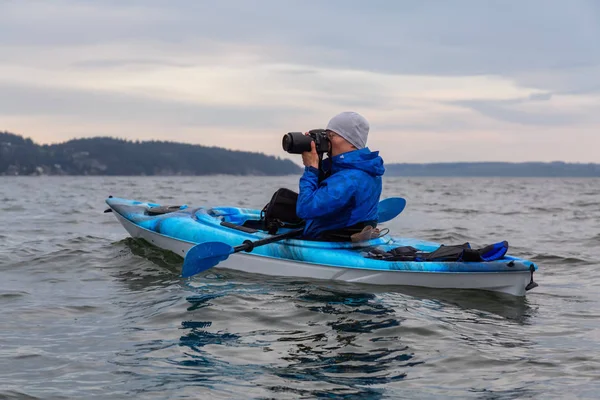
[326,130,342,153]
[327,131,342,147]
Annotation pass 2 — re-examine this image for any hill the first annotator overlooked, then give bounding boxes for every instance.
[0,132,302,176]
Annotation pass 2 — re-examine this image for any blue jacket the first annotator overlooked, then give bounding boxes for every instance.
[296,148,385,238]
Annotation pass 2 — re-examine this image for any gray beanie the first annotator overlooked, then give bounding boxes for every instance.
[326,111,370,149]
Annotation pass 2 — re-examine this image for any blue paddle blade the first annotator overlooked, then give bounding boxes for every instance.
[181,241,234,278]
[378,197,407,223]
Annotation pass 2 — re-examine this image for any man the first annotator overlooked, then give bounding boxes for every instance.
[296,111,385,239]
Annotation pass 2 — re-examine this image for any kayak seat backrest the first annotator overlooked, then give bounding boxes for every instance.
[261,188,304,234]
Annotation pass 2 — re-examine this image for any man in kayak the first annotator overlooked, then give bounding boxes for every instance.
[296,111,385,240]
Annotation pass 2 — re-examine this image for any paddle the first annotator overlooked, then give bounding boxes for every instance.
[378,197,406,223]
[181,197,407,278]
[182,228,304,278]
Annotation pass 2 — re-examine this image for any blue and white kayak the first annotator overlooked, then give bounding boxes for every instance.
[105,196,538,296]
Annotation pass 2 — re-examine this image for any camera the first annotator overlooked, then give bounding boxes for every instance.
[282,129,330,154]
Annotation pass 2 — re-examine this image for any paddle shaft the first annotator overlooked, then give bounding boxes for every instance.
[234,228,305,253]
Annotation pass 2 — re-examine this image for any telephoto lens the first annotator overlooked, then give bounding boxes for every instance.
[282,132,313,154]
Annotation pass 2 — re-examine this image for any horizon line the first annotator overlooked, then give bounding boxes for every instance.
[2,130,598,165]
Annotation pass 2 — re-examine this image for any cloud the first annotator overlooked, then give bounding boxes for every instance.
[448,92,565,126]
[1,0,599,162]
[448,91,600,126]
[0,82,302,129]
[451,100,575,126]
[2,1,599,78]
[512,65,600,96]
[528,93,553,102]
[3,1,599,88]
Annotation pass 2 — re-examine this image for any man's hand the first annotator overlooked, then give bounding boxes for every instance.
[302,141,319,169]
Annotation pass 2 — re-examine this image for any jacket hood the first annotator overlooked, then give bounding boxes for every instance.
[330,147,385,176]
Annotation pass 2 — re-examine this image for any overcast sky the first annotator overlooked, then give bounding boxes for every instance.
[1,0,599,163]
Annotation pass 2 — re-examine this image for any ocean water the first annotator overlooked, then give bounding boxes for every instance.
[1,176,599,399]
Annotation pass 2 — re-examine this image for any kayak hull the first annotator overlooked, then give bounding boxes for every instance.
[108,199,537,296]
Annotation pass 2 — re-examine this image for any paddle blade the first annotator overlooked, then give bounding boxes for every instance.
[181,241,233,278]
[378,197,407,223]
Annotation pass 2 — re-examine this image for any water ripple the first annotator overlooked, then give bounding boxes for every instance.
[1,176,599,399]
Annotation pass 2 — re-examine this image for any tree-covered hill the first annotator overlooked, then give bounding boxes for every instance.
[0,132,302,176]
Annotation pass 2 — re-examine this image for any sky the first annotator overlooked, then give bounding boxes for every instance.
[1,0,599,163]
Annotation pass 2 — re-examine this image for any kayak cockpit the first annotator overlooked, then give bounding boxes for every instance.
[202,206,393,247]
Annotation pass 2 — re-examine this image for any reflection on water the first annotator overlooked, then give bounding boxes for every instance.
[377,285,535,325]
[177,286,419,399]
[115,236,539,398]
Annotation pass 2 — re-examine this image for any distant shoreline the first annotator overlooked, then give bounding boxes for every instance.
[383,162,600,177]
[2,131,599,177]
